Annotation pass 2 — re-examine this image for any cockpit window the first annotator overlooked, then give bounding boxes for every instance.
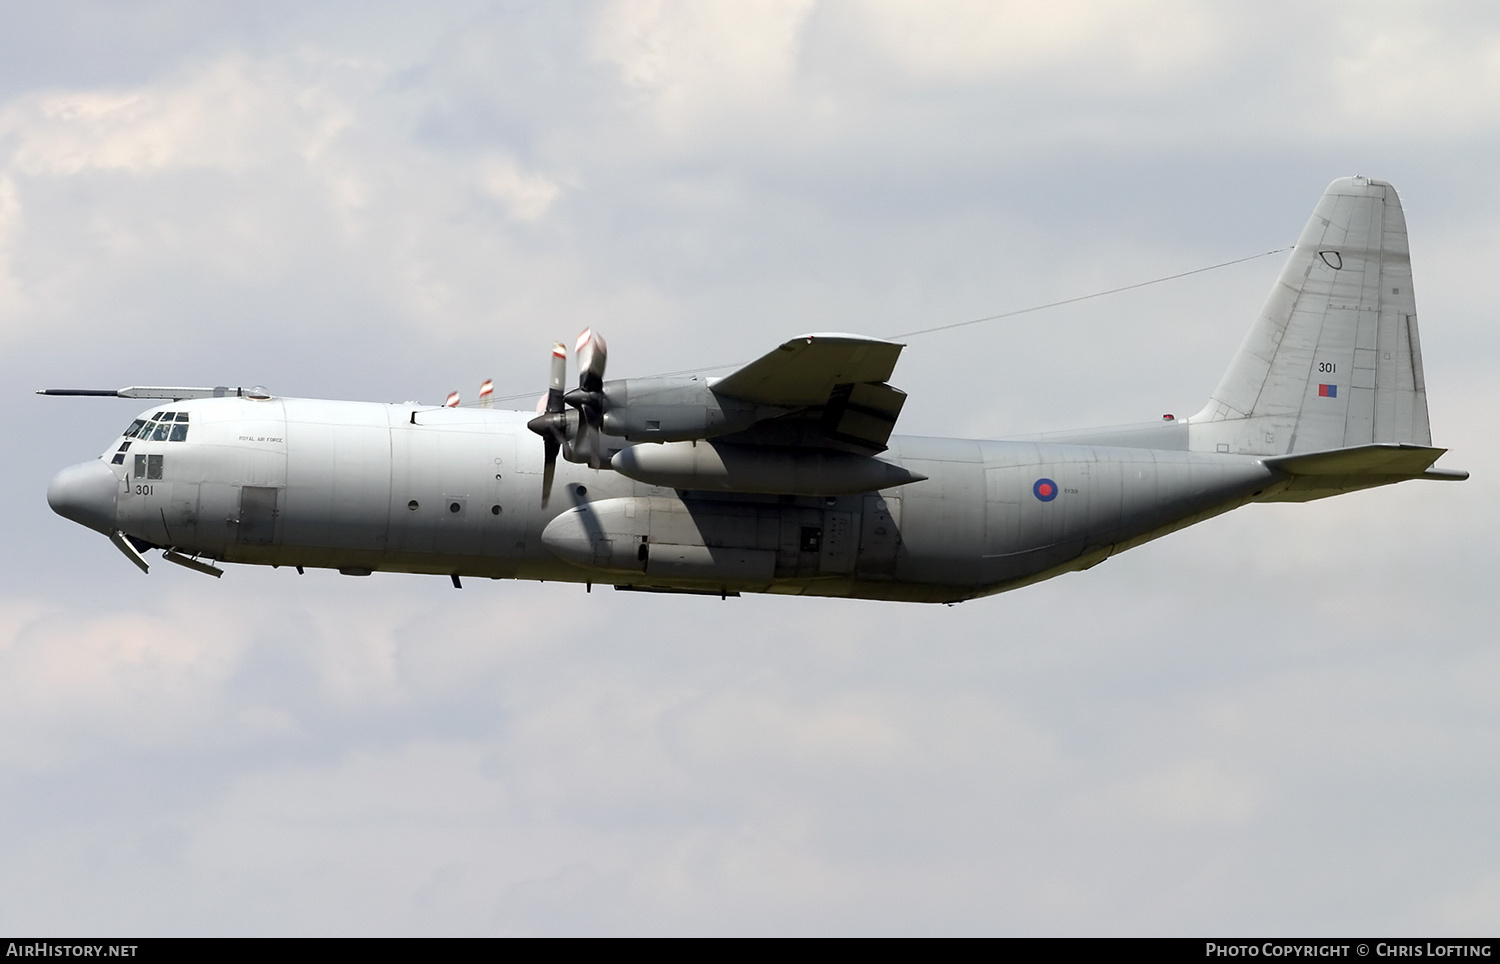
[133,454,165,479]
[128,411,190,443]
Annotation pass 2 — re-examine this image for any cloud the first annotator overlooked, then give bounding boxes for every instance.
[0,173,23,317]
[842,0,1220,84]
[1325,5,1500,134]
[590,0,816,133]
[477,154,564,222]
[1,56,350,177]
[0,48,592,365]
[1102,762,1261,826]
[0,598,252,765]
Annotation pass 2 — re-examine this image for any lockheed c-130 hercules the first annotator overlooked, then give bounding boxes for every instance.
[43,177,1466,603]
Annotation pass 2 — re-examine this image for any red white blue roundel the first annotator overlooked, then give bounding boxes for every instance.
[1033,478,1059,502]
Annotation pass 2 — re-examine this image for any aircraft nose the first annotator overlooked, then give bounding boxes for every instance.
[47,459,119,534]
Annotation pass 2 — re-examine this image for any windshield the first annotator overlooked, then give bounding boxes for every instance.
[123,411,190,443]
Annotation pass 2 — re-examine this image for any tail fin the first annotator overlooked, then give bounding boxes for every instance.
[1189,177,1431,456]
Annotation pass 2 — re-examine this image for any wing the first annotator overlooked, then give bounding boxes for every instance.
[711,333,908,452]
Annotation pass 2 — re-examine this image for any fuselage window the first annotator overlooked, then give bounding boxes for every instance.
[111,453,125,465]
[146,454,163,480]
[133,454,146,478]
[118,441,131,452]
[151,422,171,441]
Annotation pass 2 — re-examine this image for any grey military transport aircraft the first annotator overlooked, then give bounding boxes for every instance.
[44,177,1466,603]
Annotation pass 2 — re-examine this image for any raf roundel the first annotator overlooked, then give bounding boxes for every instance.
[1033,478,1059,502]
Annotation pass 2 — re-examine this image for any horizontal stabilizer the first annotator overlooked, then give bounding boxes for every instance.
[1259,443,1467,502]
[1264,443,1447,477]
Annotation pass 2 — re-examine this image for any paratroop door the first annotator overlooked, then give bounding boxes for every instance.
[238,486,279,545]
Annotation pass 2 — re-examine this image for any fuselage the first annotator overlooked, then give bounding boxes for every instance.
[45,179,1462,602]
[50,395,1281,603]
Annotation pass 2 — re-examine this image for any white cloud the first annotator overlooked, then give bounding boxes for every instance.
[477,155,564,222]
[0,173,25,319]
[1103,762,1260,826]
[1,57,353,177]
[1327,15,1500,133]
[842,0,1220,83]
[0,598,250,765]
[590,0,816,132]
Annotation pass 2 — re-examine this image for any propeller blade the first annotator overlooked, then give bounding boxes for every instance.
[573,410,601,470]
[564,329,609,469]
[576,328,607,393]
[528,341,575,505]
[540,436,558,506]
[547,342,567,413]
[527,410,570,503]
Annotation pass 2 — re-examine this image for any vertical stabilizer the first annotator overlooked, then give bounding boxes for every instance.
[1189,177,1431,456]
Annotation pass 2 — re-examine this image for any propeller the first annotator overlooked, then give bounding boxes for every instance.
[564,328,608,469]
[525,342,570,505]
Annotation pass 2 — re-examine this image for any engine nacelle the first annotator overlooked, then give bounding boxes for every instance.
[610,440,927,495]
[599,376,778,442]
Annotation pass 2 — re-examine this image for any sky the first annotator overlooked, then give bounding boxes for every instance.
[3,0,1499,936]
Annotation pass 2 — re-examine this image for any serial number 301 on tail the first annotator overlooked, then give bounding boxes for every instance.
[43,178,1466,603]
